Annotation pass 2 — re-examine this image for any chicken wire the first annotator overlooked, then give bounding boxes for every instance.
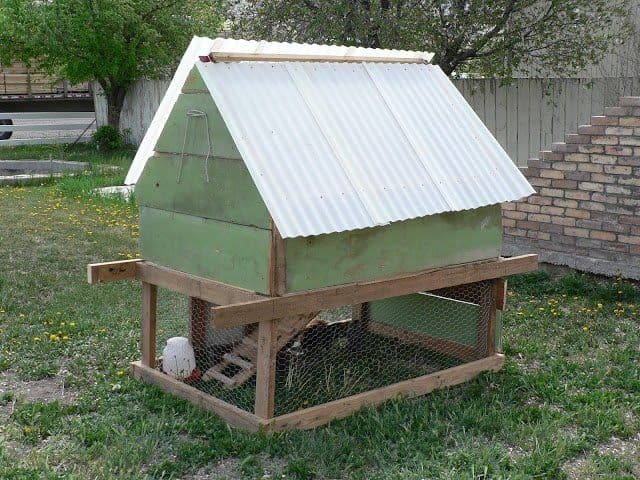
[153,280,496,417]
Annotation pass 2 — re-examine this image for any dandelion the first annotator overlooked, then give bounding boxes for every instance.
[69,322,76,327]
[582,326,589,331]
[516,311,524,316]
[49,334,60,342]
[62,335,70,341]
[33,337,41,342]
[23,427,32,434]
[597,303,603,309]
[116,370,125,377]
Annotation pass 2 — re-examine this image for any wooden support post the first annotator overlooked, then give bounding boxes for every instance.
[142,282,157,367]
[268,221,286,296]
[254,319,278,419]
[189,297,209,360]
[485,280,498,356]
[496,278,507,311]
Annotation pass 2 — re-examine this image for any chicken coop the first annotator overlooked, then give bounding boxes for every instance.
[88,37,537,432]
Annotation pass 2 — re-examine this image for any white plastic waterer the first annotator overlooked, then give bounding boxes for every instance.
[162,337,196,379]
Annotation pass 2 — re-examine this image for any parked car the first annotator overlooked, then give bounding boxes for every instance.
[0,110,12,140]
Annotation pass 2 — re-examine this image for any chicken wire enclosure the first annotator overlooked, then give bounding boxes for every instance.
[151,280,497,418]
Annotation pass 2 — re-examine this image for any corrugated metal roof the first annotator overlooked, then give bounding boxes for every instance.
[196,61,534,238]
[126,37,433,184]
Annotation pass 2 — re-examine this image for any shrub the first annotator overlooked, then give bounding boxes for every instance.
[92,125,125,150]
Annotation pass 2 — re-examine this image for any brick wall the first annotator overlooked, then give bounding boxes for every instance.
[503,96,640,279]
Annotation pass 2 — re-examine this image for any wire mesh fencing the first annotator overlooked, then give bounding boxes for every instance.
[153,280,496,417]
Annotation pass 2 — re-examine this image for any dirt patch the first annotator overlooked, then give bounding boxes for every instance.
[0,370,76,418]
[182,454,288,480]
[562,433,640,479]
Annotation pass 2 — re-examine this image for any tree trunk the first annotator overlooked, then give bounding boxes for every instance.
[105,84,127,130]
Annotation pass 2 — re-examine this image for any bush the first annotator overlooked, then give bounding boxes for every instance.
[91,125,125,150]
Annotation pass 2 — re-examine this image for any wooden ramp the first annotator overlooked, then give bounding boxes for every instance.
[202,312,318,388]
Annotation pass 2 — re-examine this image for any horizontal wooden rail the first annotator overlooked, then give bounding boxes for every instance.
[87,259,266,305]
[211,254,538,329]
[210,52,432,64]
[266,354,505,431]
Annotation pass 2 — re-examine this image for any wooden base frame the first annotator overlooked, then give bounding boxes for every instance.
[89,255,536,432]
[131,354,504,433]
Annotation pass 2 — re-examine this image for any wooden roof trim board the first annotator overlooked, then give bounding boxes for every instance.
[206,51,432,64]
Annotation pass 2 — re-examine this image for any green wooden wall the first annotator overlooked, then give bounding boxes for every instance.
[139,207,271,293]
[154,69,240,159]
[284,205,502,292]
[135,153,269,229]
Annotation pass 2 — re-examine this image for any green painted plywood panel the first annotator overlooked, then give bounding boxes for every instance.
[155,92,241,159]
[369,293,480,346]
[183,66,208,92]
[139,207,271,293]
[135,154,269,229]
[285,205,502,292]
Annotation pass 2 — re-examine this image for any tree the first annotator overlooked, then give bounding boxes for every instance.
[230,0,631,77]
[0,0,225,130]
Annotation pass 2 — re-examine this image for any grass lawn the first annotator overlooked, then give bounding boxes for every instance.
[0,145,639,479]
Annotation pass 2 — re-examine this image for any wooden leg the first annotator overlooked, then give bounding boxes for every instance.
[189,297,208,361]
[142,282,157,367]
[254,319,277,419]
[485,280,498,356]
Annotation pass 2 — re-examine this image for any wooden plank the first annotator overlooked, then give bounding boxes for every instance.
[551,80,566,143]
[254,320,277,419]
[142,282,157,367]
[564,80,579,134]
[505,82,519,164]
[367,321,480,362]
[130,361,265,432]
[285,205,502,292]
[139,207,271,293]
[496,278,507,311]
[540,80,554,152]
[210,52,430,64]
[485,280,498,356]
[517,80,530,166]
[483,79,496,135]
[268,221,286,296]
[212,254,538,329]
[87,259,140,284]
[154,92,241,160]
[495,81,508,156]
[528,80,542,163]
[189,297,208,356]
[136,261,265,305]
[135,153,270,229]
[265,354,505,431]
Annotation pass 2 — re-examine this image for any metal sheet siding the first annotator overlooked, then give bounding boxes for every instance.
[197,61,534,238]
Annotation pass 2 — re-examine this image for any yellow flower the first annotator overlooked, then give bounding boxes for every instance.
[597,303,603,309]
[69,322,76,327]
[62,336,70,341]
[33,337,41,342]
[582,326,589,331]
[49,334,60,342]
[23,426,32,434]
[116,370,125,377]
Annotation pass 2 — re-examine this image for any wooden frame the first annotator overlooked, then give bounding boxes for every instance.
[89,254,537,432]
[210,255,537,329]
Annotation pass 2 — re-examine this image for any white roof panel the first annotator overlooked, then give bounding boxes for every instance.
[126,37,433,184]
[197,61,534,238]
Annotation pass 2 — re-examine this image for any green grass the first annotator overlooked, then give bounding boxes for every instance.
[0,146,639,478]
